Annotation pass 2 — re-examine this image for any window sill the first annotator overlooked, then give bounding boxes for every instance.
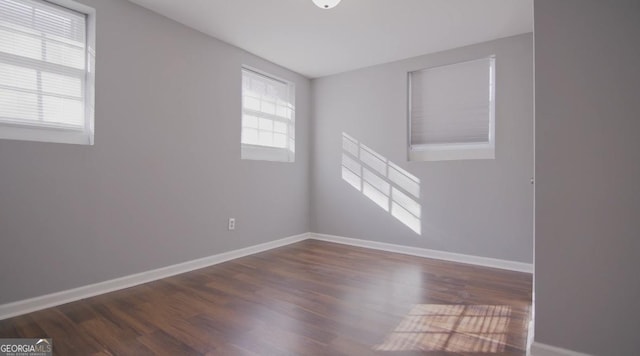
[409,143,494,162]
[241,144,294,163]
[0,124,93,145]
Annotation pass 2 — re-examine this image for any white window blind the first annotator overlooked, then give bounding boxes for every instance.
[409,56,495,161]
[241,67,295,162]
[0,0,95,145]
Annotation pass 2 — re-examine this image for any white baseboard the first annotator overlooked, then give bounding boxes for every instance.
[531,342,593,356]
[0,233,309,321]
[0,231,532,320]
[309,233,533,273]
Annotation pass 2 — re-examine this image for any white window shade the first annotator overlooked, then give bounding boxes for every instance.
[409,56,495,161]
[241,67,295,162]
[0,0,95,145]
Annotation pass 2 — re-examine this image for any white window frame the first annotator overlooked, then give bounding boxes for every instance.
[0,0,96,145]
[241,66,295,163]
[408,56,495,162]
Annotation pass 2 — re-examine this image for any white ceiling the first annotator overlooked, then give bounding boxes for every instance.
[127,0,533,78]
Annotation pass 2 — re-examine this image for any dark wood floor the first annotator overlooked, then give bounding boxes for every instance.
[0,240,532,355]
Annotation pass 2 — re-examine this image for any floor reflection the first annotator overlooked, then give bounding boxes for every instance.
[375,304,511,353]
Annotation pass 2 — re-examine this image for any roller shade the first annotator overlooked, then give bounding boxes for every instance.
[410,57,495,147]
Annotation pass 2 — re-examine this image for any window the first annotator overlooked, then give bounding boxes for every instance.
[409,56,495,161]
[241,67,295,162]
[0,0,95,145]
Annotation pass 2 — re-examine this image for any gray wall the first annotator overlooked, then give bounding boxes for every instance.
[0,0,310,304]
[534,1,640,354]
[311,34,534,263]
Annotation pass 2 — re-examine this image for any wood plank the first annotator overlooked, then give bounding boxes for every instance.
[0,240,532,355]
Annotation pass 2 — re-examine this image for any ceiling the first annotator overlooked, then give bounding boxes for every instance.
[127,0,533,78]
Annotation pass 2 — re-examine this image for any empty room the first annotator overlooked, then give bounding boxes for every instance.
[0,0,638,355]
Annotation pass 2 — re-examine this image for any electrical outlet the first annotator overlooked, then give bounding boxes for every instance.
[228,218,235,230]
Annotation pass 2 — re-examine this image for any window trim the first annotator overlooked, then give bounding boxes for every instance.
[407,56,496,162]
[240,65,295,163]
[0,0,96,145]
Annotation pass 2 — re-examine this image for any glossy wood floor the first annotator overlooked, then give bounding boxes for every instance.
[0,240,532,355]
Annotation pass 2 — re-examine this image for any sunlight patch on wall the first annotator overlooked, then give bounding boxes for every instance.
[374,304,512,353]
[341,133,421,234]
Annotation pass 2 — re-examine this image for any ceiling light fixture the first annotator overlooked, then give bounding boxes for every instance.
[312,0,341,9]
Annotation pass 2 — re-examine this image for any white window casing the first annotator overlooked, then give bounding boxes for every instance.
[0,0,95,145]
[241,66,295,162]
[409,56,495,161]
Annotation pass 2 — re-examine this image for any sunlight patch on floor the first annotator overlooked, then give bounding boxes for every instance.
[374,304,511,352]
